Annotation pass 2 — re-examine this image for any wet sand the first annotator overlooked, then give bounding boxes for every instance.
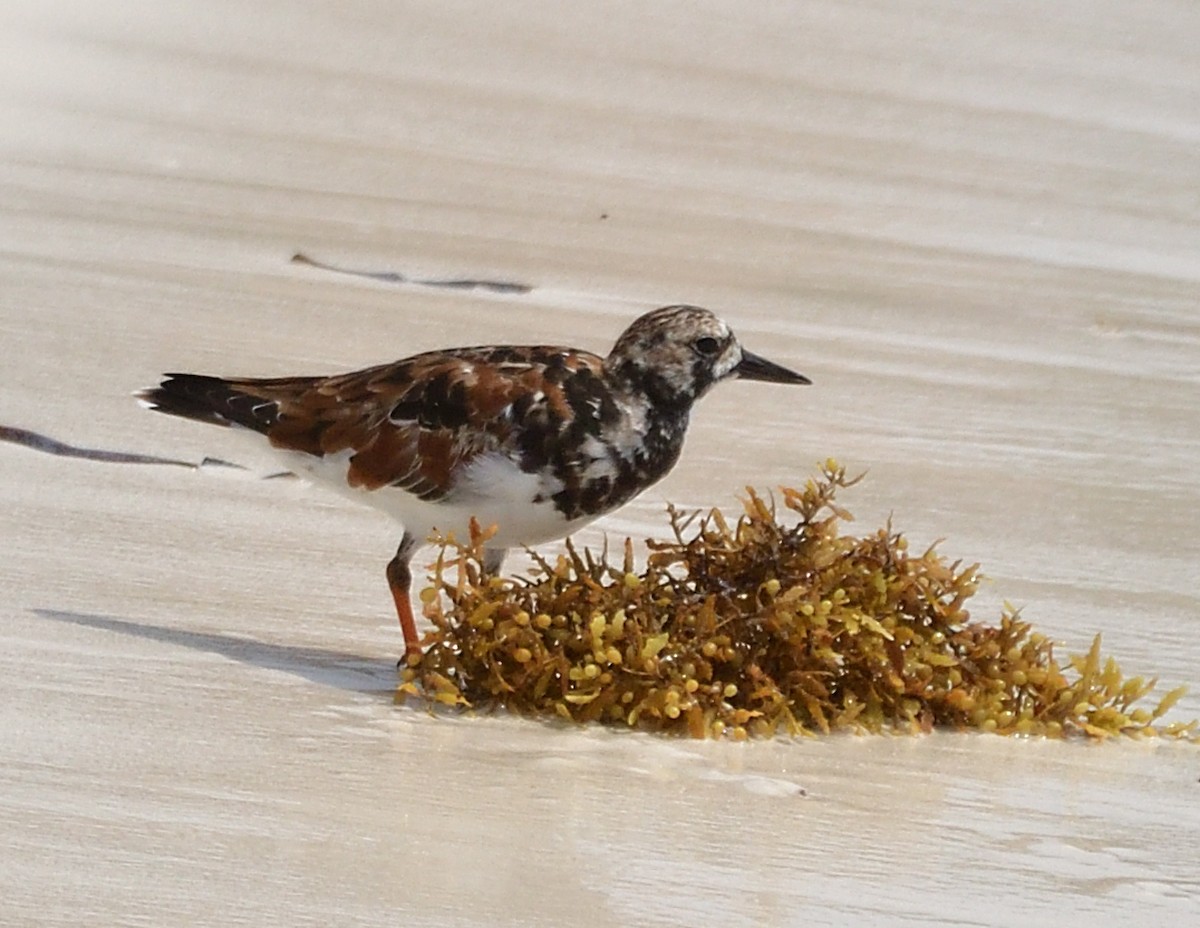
[2,2,1198,925]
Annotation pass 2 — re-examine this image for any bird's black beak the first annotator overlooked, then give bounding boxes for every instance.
[735,350,811,385]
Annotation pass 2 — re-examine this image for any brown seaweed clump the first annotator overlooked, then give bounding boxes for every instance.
[398,461,1195,741]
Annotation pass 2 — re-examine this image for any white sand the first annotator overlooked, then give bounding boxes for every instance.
[2,2,1198,925]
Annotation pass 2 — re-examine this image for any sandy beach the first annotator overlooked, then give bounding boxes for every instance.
[2,2,1198,925]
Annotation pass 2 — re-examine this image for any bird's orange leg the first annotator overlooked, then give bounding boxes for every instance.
[386,533,422,665]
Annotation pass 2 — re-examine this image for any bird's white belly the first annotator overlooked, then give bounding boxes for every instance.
[279,447,600,548]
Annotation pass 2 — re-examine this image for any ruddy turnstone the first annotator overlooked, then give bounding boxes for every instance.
[140,305,809,661]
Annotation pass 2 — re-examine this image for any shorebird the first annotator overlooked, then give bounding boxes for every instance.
[140,305,810,661]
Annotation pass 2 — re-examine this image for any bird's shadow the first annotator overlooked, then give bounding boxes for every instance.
[33,608,400,696]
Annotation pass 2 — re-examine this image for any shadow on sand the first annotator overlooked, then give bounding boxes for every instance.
[33,608,400,695]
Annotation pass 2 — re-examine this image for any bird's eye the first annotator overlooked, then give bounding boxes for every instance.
[694,336,721,356]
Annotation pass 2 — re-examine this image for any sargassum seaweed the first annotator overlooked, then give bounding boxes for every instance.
[399,461,1195,741]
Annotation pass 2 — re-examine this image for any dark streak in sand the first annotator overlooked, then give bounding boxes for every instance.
[291,253,533,295]
[0,424,295,476]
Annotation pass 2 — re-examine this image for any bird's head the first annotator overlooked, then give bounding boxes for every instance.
[605,305,810,408]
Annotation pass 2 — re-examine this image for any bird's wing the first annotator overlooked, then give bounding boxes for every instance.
[207,347,608,501]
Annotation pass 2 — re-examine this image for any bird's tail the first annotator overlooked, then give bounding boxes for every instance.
[137,373,280,434]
